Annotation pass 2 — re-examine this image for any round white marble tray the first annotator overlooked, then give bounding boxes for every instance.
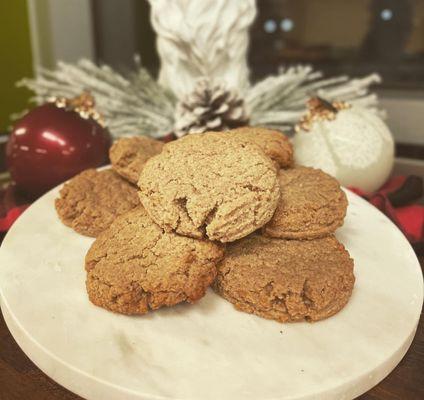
[0,188,422,400]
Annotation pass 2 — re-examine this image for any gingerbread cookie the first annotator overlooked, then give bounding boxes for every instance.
[110,136,164,184]
[229,126,293,168]
[85,207,224,315]
[214,234,354,322]
[138,132,280,242]
[263,166,348,240]
[55,169,139,237]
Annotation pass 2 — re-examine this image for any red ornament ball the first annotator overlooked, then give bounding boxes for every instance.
[6,103,111,198]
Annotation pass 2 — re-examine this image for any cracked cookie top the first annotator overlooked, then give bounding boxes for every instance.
[214,234,354,322]
[85,206,224,315]
[55,169,139,237]
[110,136,164,184]
[228,126,293,168]
[263,166,348,240]
[137,132,280,243]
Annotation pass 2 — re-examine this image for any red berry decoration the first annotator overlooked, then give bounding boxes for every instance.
[6,93,111,198]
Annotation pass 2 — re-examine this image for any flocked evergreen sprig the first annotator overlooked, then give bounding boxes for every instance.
[19,58,176,139]
[246,65,382,132]
[19,59,382,138]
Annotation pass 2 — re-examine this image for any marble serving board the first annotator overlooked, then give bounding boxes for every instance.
[0,188,422,400]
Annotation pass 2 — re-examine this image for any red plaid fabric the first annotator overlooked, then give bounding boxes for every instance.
[0,184,30,232]
[350,175,424,252]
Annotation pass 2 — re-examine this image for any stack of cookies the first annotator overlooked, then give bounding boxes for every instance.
[55,128,354,323]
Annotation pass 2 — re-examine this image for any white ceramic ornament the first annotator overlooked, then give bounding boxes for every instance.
[148,0,256,98]
[293,98,394,192]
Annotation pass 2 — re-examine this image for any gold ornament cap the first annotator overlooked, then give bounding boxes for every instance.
[295,97,351,133]
[48,92,105,126]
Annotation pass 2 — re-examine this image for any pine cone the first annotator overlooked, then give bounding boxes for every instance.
[174,79,249,138]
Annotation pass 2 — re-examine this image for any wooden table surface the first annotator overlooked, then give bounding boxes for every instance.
[0,226,422,400]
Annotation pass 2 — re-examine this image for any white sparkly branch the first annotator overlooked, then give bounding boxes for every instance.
[18,59,176,139]
[247,66,382,133]
[248,110,304,130]
[245,66,322,112]
[317,73,382,100]
[17,58,383,138]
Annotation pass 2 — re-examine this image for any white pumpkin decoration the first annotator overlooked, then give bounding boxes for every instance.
[293,98,395,192]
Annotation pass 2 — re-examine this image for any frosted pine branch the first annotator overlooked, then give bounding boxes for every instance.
[17,59,382,138]
[18,59,176,139]
[247,66,382,133]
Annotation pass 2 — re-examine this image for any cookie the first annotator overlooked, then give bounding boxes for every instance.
[110,136,164,184]
[138,132,280,242]
[263,166,348,240]
[229,126,293,168]
[55,169,139,237]
[214,234,354,322]
[85,207,224,315]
